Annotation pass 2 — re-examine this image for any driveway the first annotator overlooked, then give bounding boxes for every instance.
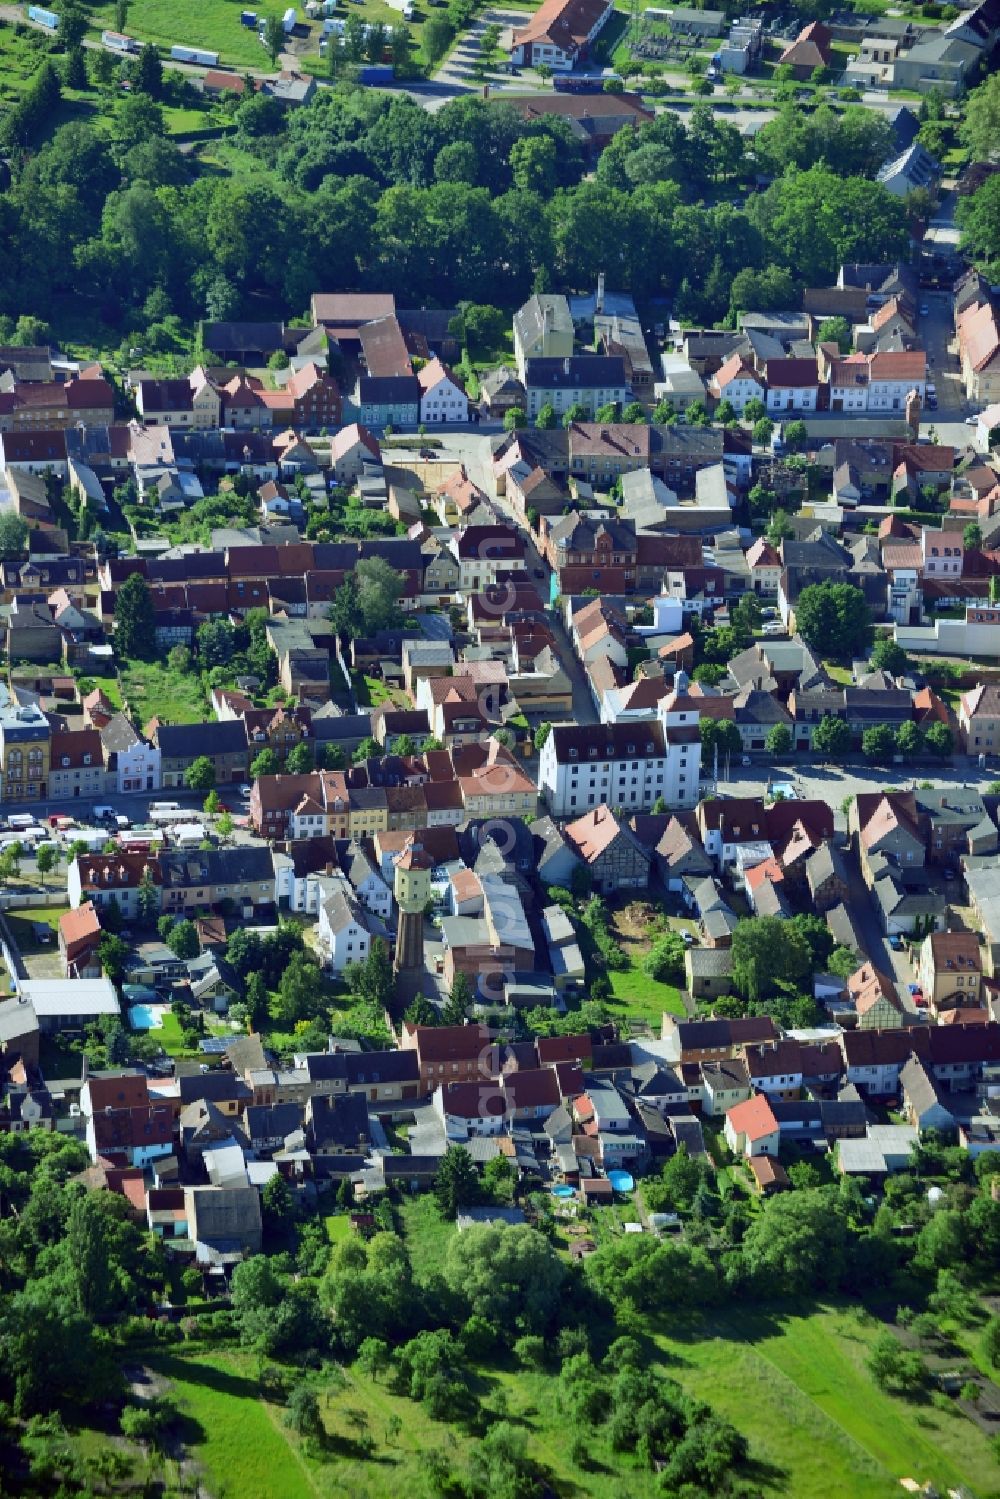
[918,277,967,424]
[433,8,532,91]
[839,847,921,1016]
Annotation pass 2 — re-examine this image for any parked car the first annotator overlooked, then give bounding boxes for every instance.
[966,415,980,426]
[239,784,253,799]
[889,934,904,951]
[762,621,787,636]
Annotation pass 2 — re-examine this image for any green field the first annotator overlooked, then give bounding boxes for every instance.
[86,0,296,71]
[119,659,208,726]
[396,1192,455,1278]
[152,1350,318,1499]
[608,963,685,1025]
[653,1303,1000,1499]
[145,1297,1000,1499]
[324,1211,352,1243]
[150,1341,671,1499]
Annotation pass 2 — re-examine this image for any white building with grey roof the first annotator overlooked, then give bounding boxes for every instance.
[318,878,374,971]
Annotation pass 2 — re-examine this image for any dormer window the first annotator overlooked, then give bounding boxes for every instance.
[569,747,579,759]
[61,755,70,767]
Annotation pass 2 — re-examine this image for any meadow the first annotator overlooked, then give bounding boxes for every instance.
[652,1302,1000,1499]
[146,1293,1000,1499]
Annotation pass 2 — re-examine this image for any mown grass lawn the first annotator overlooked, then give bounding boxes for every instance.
[5,907,64,950]
[608,962,685,1026]
[86,0,295,70]
[153,1008,200,1056]
[119,659,208,726]
[162,103,216,134]
[324,1212,352,1244]
[652,1302,1000,1499]
[396,1193,455,1279]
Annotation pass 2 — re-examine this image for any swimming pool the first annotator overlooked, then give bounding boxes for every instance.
[608,1170,635,1193]
[128,1002,168,1031]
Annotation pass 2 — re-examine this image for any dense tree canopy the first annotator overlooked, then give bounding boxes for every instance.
[0,74,918,346]
[794,581,873,658]
[731,916,812,1003]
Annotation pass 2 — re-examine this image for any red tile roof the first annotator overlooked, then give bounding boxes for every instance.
[726,1092,779,1143]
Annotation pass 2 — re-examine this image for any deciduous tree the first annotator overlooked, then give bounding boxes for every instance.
[731,915,811,1002]
[794,580,873,658]
[812,713,851,758]
[184,756,215,792]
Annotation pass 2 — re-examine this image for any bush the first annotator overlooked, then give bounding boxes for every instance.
[514,1333,547,1369]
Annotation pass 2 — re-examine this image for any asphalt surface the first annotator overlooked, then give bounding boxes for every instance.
[705,761,999,826]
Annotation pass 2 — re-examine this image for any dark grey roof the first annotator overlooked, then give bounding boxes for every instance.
[782,536,850,571]
[308,1092,371,1150]
[525,355,627,390]
[345,1049,421,1087]
[159,845,274,889]
[686,946,733,976]
[357,376,420,404]
[900,1052,952,1120]
[155,718,248,758]
[312,712,373,745]
[244,1101,302,1141]
[806,842,850,893]
[734,688,792,726]
[202,321,285,355]
[179,1071,251,1105]
[303,1052,349,1083]
[187,1185,262,1245]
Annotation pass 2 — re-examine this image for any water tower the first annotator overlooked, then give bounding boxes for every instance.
[393,837,432,975]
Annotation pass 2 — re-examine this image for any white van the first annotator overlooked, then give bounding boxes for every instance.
[150,801,181,813]
[174,823,208,848]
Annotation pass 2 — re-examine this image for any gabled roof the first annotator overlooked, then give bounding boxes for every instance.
[512,0,613,54]
[726,1092,779,1142]
[563,805,649,867]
